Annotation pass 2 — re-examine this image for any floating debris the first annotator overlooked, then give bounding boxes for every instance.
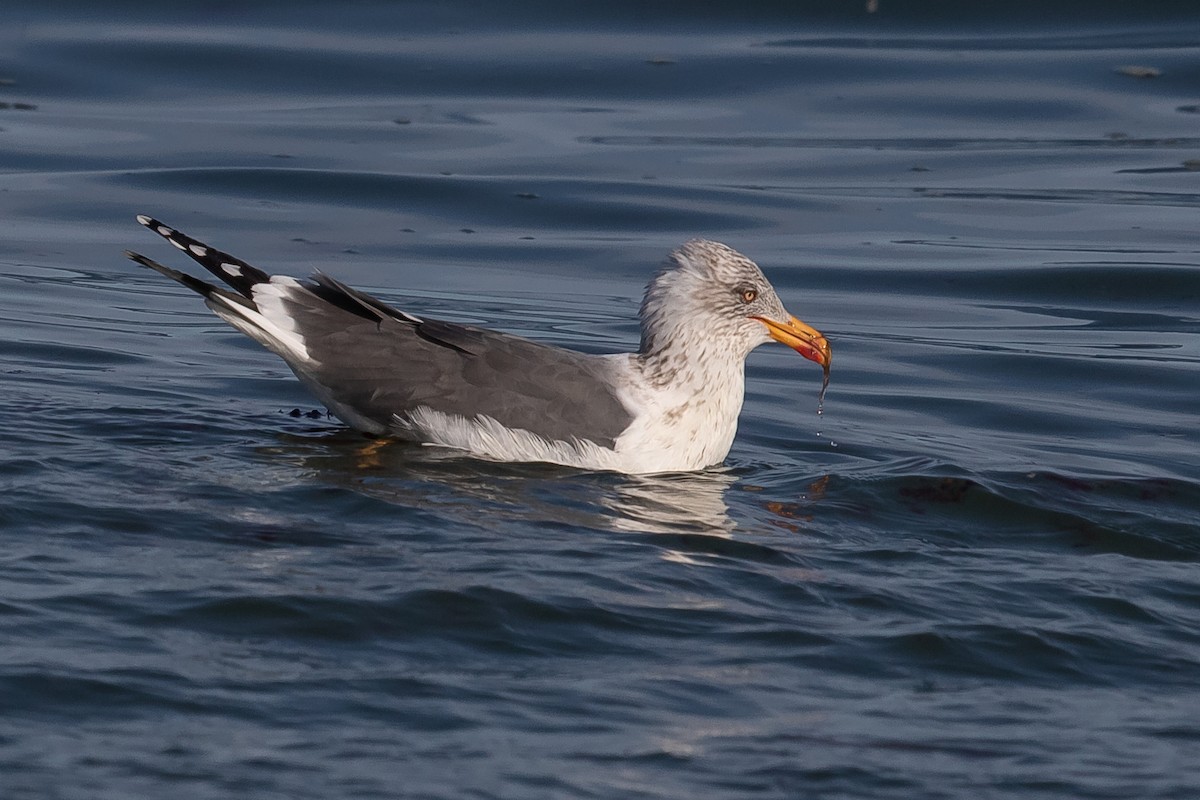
[1115,65,1161,79]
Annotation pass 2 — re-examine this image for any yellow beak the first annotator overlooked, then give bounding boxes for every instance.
[753,314,831,369]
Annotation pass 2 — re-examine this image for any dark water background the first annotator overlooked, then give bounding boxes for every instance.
[2,2,1199,798]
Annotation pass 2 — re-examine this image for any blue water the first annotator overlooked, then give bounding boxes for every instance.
[2,2,1199,798]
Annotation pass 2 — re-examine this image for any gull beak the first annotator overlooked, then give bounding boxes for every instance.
[753,314,831,369]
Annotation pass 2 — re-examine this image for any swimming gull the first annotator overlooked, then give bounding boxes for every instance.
[126,216,830,474]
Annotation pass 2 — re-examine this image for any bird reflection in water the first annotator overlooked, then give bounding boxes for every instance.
[259,430,828,539]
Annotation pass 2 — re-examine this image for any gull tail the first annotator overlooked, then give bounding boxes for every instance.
[127,215,312,363]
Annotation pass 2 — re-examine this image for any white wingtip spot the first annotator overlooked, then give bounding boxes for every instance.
[169,238,186,251]
[136,214,152,226]
[222,262,243,277]
[157,225,174,236]
[189,244,208,257]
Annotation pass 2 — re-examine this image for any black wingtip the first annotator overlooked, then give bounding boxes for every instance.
[126,249,169,274]
[133,214,272,299]
[127,249,229,301]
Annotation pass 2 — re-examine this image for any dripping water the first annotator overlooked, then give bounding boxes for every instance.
[815,362,836,447]
[817,362,830,415]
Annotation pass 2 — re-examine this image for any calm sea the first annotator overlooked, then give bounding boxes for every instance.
[2,2,1198,798]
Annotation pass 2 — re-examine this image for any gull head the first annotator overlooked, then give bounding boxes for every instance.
[638,240,831,371]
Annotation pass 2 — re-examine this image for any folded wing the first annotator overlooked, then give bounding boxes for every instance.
[128,217,634,449]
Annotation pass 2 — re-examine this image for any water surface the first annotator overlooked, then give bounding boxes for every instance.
[2,2,1198,798]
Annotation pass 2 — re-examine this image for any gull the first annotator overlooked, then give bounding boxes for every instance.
[126,216,830,474]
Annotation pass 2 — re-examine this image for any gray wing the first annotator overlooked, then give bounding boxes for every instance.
[129,216,635,449]
[284,277,635,448]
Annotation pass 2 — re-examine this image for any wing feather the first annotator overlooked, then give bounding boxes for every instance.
[279,293,634,448]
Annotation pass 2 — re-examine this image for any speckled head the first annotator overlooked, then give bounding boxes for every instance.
[638,240,830,371]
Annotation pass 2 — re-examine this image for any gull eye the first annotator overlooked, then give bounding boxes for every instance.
[739,287,758,304]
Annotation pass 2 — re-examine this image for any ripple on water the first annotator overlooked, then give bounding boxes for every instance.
[3,4,1200,799]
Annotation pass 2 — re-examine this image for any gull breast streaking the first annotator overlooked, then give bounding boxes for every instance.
[126,216,830,474]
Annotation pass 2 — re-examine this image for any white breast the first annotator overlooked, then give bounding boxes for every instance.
[608,354,746,474]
